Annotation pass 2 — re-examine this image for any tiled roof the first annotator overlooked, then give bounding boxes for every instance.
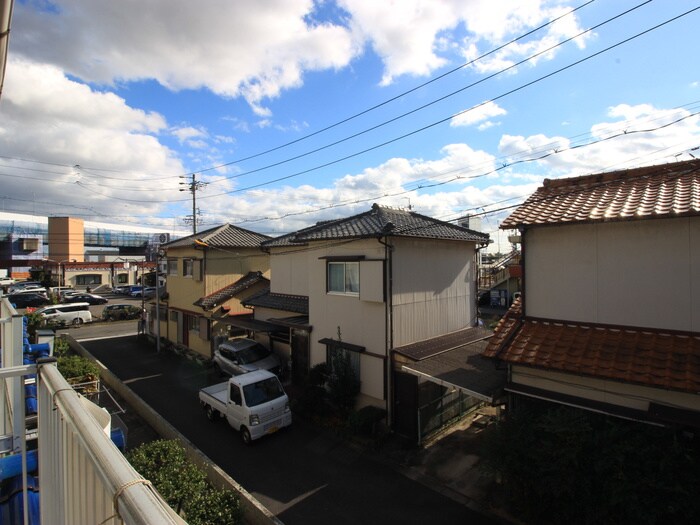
[501,159,700,229]
[483,301,700,394]
[242,287,309,314]
[193,271,268,310]
[263,203,489,247]
[165,223,271,249]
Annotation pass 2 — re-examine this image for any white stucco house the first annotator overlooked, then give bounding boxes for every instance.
[483,159,700,429]
[233,203,500,438]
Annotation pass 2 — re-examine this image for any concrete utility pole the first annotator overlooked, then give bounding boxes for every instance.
[179,173,207,235]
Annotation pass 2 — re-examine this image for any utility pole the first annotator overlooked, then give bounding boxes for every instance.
[179,173,208,235]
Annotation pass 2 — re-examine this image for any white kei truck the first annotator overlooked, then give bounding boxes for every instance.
[199,369,292,444]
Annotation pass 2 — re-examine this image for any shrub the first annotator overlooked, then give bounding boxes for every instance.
[57,355,99,382]
[127,439,242,524]
[482,400,700,525]
[327,350,359,415]
[348,405,386,436]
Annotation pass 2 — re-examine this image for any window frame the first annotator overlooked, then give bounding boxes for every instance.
[183,259,194,278]
[327,260,360,296]
[167,259,178,276]
[76,274,102,286]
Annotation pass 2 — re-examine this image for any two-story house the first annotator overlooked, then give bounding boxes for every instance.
[158,224,271,358]
[241,203,497,438]
[483,159,700,428]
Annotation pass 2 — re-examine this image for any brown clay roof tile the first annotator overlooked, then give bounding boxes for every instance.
[502,159,700,228]
[483,302,700,394]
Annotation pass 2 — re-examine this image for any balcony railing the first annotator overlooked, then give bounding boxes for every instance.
[1,297,186,525]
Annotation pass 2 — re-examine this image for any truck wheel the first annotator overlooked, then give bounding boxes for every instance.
[72,318,83,326]
[241,426,252,445]
[206,406,217,421]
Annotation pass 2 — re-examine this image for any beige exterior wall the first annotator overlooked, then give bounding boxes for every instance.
[268,246,311,296]
[274,236,478,406]
[48,217,85,262]
[392,238,477,347]
[525,217,699,331]
[164,244,270,358]
[512,365,700,414]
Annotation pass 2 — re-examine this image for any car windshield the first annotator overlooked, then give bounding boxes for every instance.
[235,343,270,365]
[243,377,285,407]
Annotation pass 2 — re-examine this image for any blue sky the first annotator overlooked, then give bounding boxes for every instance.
[1,0,699,251]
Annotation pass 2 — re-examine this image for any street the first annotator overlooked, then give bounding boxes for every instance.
[73,326,503,525]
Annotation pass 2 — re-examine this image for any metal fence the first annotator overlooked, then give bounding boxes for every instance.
[417,389,482,445]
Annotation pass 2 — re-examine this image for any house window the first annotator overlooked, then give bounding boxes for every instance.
[76,274,102,286]
[116,273,129,284]
[327,261,359,295]
[169,310,178,322]
[167,259,178,276]
[183,259,193,278]
[326,344,361,382]
[187,314,199,332]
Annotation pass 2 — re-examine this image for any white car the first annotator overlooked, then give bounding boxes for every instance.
[213,338,282,377]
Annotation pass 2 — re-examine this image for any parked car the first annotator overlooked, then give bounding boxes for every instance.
[8,281,43,294]
[63,293,108,305]
[142,287,157,298]
[0,276,15,287]
[59,289,81,301]
[49,285,74,297]
[10,286,48,296]
[128,285,144,297]
[213,338,282,377]
[35,303,92,326]
[6,293,51,309]
[102,304,141,321]
[111,285,131,295]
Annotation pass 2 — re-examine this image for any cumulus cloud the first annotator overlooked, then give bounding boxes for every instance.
[498,104,700,176]
[0,59,185,222]
[11,0,360,116]
[451,101,507,127]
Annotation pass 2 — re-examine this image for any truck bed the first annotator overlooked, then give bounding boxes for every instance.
[199,382,228,412]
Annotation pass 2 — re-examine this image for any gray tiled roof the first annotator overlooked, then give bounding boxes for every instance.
[193,271,268,310]
[166,223,271,249]
[263,204,489,247]
[242,287,309,314]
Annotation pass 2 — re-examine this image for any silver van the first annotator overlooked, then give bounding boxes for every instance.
[35,303,92,326]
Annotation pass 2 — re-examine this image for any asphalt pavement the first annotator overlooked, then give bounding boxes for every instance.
[75,328,506,525]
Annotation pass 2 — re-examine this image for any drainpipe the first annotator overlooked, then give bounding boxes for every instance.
[519,225,526,317]
[474,241,489,327]
[377,236,394,426]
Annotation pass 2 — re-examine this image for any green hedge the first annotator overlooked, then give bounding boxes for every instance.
[482,400,699,525]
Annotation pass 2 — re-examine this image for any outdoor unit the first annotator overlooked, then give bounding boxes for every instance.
[152,233,170,245]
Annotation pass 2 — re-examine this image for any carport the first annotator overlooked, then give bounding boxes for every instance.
[220,314,312,385]
[392,327,506,443]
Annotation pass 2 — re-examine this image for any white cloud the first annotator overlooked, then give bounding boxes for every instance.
[11,0,360,115]
[0,58,185,220]
[498,104,700,175]
[451,101,507,127]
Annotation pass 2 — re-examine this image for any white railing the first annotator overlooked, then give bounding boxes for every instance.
[1,297,186,525]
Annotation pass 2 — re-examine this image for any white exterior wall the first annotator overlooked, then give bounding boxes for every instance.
[525,217,699,332]
[392,238,477,347]
[269,246,311,296]
[308,239,387,403]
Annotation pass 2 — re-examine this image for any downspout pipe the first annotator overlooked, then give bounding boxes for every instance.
[377,236,394,427]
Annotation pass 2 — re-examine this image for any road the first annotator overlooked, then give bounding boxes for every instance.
[72,325,503,525]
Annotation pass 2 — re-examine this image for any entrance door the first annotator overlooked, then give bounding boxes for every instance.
[290,329,309,385]
[393,371,418,441]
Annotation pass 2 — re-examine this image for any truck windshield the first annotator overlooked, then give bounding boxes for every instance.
[236,343,270,365]
[243,377,285,407]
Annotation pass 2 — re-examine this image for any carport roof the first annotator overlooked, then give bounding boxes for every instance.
[401,340,507,403]
[393,327,505,402]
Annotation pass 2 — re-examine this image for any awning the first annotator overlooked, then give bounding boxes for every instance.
[268,315,311,331]
[401,340,506,403]
[220,315,287,333]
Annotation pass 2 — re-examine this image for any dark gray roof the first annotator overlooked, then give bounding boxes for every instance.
[165,223,271,249]
[193,271,268,310]
[262,204,488,247]
[242,287,309,314]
